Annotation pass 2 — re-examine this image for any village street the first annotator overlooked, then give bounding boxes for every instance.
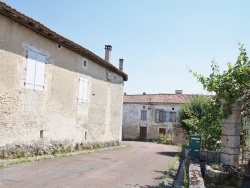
[0,141,179,188]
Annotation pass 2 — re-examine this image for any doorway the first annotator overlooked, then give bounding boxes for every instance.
[139,127,147,140]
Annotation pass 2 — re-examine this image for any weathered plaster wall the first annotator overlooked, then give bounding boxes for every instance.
[0,14,124,151]
[122,103,181,140]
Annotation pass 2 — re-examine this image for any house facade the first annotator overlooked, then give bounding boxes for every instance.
[122,91,194,140]
[0,2,127,157]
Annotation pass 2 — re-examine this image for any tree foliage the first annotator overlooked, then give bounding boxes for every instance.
[190,43,250,118]
[179,95,222,150]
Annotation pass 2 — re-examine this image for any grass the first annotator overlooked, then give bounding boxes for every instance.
[159,145,183,187]
[183,162,189,188]
[211,163,223,171]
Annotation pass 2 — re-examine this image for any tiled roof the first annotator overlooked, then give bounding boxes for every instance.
[123,94,198,104]
[0,2,128,81]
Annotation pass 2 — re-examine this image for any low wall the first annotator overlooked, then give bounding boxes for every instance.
[172,124,187,145]
[189,159,205,188]
[200,150,220,163]
[0,140,120,159]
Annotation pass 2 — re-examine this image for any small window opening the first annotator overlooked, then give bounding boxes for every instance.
[40,130,43,138]
[82,59,88,69]
[143,106,145,109]
[172,108,174,110]
[85,131,87,140]
[114,74,116,79]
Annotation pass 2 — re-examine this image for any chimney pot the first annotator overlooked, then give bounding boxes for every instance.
[175,90,183,94]
[119,59,124,71]
[105,45,112,62]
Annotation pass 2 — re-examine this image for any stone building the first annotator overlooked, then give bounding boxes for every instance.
[0,2,127,157]
[122,91,194,140]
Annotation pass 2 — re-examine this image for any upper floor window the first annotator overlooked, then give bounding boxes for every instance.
[141,110,147,121]
[25,50,46,91]
[78,77,89,103]
[155,109,176,123]
[82,59,88,69]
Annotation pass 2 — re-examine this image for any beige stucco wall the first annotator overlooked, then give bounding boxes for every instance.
[122,103,181,140]
[0,15,124,147]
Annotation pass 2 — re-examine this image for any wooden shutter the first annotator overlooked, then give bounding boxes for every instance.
[78,77,84,102]
[165,112,170,122]
[170,112,176,122]
[34,53,46,91]
[83,78,88,102]
[163,111,167,122]
[155,110,159,123]
[25,50,37,90]
[141,110,147,120]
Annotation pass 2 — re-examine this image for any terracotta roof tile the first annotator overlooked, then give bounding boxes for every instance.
[124,94,197,104]
[0,2,128,81]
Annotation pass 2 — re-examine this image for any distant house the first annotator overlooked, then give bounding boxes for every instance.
[0,2,127,156]
[122,90,195,140]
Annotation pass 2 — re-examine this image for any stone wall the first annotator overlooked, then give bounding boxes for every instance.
[122,103,180,140]
[0,140,120,159]
[0,14,124,156]
[189,159,205,188]
[172,124,188,145]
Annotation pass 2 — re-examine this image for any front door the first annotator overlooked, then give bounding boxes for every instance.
[139,127,147,140]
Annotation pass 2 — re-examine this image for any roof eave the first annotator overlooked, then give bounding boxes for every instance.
[0,3,128,81]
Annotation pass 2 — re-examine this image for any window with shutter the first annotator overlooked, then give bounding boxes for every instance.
[78,77,88,103]
[155,110,159,123]
[141,110,147,120]
[78,77,84,103]
[163,111,166,122]
[25,50,46,91]
[35,54,46,91]
[170,112,176,122]
[165,111,170,122]
[83,78,88,102]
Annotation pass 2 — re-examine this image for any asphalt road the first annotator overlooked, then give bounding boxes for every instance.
[0,141,179,188]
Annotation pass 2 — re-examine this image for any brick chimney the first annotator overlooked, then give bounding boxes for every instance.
[175,90,183,94]
[119,59,124,71]
[105,45,112,62]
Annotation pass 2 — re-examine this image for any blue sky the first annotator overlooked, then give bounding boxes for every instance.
[3,0,250,94]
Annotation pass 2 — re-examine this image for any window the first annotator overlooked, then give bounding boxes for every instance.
[25,50,46,91]
[170,112,176,122]
[82,59,88,69]
[141,110,147,120]
[78,77,89,103]
[155,109,175,123]
[155,110,168,122]
[85,131,87,141]
[159,128,166,135]
[107,71,112,81]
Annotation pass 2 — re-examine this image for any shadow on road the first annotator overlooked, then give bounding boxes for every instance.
[124,184,172,188]
[155,151,178,157]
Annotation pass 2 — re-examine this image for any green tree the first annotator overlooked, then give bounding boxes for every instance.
[190,43,250,118]
[179,95,222,150]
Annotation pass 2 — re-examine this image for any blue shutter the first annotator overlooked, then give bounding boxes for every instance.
[155,110,159,122]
